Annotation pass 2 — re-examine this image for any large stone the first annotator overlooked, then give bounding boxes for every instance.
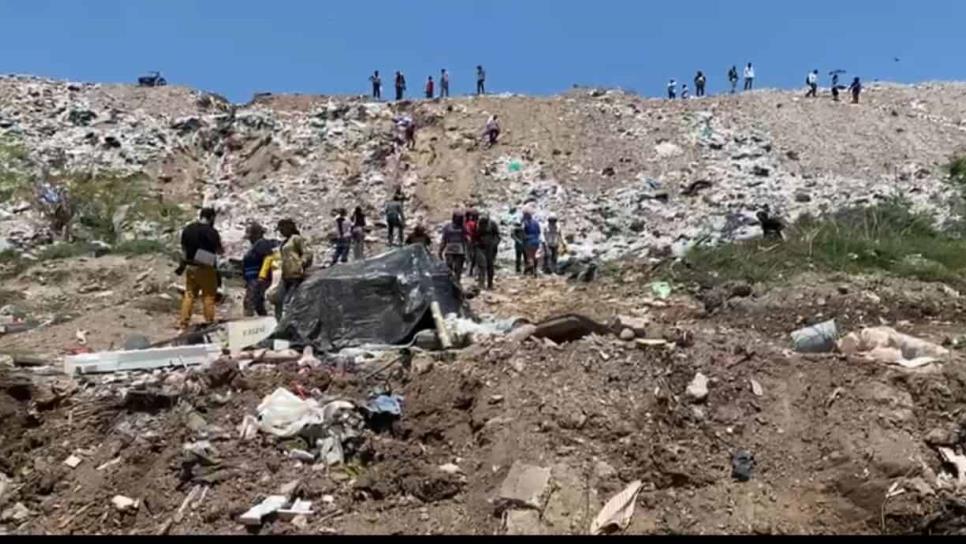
[496,462,552,511]
[686,373,709,403]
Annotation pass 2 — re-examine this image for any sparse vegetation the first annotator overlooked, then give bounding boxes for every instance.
[671,200,966,287]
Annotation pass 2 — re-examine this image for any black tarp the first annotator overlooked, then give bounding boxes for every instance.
[269,245,464,352]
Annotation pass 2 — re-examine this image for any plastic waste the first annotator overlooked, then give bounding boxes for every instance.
[366,394,404,416]
[257,388,327,437]
[508,160,523,173]
[790,320,837,353]
[731,450,755,482]
[590,480,643,535]
[649,281,672,300]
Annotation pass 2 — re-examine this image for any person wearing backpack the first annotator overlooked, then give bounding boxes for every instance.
[694,71,707,97]
[275,218,312,320]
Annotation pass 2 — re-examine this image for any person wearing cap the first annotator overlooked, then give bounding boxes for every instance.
[439,210,468,282]
[178,207,224,330]
[242,222,278,317]
[543,214,565,274]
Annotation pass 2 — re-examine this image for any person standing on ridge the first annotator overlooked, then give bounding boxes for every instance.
[694,71,707,97]
[331,209,352,265]
[440,69,450,98]
[439,210,468,282]
[849,77,862,104]
[743,63,755,91]
[351,206,366,261]
[728,66,739,94]
[805,69,819,98]
[395,71,407,101]
[425,76,435,99]
[831,72,841,101]
[370,70,382,100]
[179,207,223,330]
[476,65,486,95]
[667,79,677,99]
[275,219,311,320]
[242,222,277,317]
[681,84,690,100]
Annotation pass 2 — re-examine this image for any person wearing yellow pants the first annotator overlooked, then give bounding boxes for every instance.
[178,207,223,330]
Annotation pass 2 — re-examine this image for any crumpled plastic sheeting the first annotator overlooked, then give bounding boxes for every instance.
[256,388,355,437]
[838,327,949,368]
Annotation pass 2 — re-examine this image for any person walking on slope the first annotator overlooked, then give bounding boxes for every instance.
[242,222,277,317]
[474,212,501,290]
[395,71,407,101]
[370,70,382,100]
[522,211,541,277]
[440,69,450,98]
[743,63,755,91]
[351,206,366,261]
[849,77,862,104]
[179,207,223,330]
[483,115,501,147]
[385,190,406,246]
[476,65,486,95]
[425,76,435,99]
[275,219,312,320]
[805,70,819,98]
[331,209,352,265]
[667,79,677,100]
[439,210,468,283]
[542,214,565,274]
[728,66,739,94]
[694,71,707,97]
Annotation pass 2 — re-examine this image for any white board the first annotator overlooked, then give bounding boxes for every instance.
[227,317,278,356]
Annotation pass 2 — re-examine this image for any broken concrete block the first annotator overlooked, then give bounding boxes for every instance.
[496,462,552,511]
[239,495,288,526]
[64,344,221,375]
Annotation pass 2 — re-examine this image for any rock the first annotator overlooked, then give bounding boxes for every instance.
[412,357,434,375]
[0,502,30,523]
[619,328,635,341]
[594,461,617,480]
[504,509,546,535]
[111,495,139,512]
[122,334,152,351]
[750,379,763,397]
[786,150,801,161]
[496,462,552,511]
[506,324,537,344]
[924,426,958,447]
[616,315,649,336]
[794,192,811,203]
[728,281,753,298]
[686,373,709,403]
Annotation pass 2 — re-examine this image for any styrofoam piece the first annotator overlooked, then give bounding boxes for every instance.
[64,344,221,375]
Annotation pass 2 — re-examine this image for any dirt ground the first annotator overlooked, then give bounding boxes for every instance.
[1,252,965,535]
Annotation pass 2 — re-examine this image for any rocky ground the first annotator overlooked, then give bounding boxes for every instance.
[1,77,966,535]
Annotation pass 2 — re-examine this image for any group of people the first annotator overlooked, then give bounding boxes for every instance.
[668,63,756,99]
[805,70,863,103]
[370,66,487,101]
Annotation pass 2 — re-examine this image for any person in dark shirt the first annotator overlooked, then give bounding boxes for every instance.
[242,222,277,317]
[405,223,432,249]
[351,206,367,261]
[179,208,223,330]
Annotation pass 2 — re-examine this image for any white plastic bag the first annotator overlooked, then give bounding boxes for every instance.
[257,388,324,437]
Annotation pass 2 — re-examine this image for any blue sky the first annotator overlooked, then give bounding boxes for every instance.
[0,0,963,102]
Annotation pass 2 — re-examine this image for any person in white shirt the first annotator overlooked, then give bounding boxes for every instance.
[743,63,755,91]
[667,79,677,99]
[805,69,819,98]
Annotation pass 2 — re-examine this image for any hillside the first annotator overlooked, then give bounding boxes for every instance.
[2,76,966,536]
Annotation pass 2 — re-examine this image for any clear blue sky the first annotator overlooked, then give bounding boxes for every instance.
[1,0,963,103]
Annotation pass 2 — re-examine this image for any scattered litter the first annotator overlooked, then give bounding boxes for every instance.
[508,160,523,173]
[496,462,552,511]
[791,319,837,354]
[238,415,259,441]
[590,480,643,535]
[439,463,463,475]
[937,447,966,487]
[97,457,122,471]
[75,329,89,345]
[838,326,948,367]
[731,450,755,482]
[686,372,709,403]
[227,317,277,356]
[273,340,291,351]
[750,379,763,397]
[649,282,672,300]
[63,455,82,469]
[111,495,139,512]
[298,346,322,369]
[365,394,403,416]
[278,499,314,521]
[289,449,316,462]
[239,495,288,526]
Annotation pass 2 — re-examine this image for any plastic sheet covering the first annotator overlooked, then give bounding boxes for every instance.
[269,245,463,351]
